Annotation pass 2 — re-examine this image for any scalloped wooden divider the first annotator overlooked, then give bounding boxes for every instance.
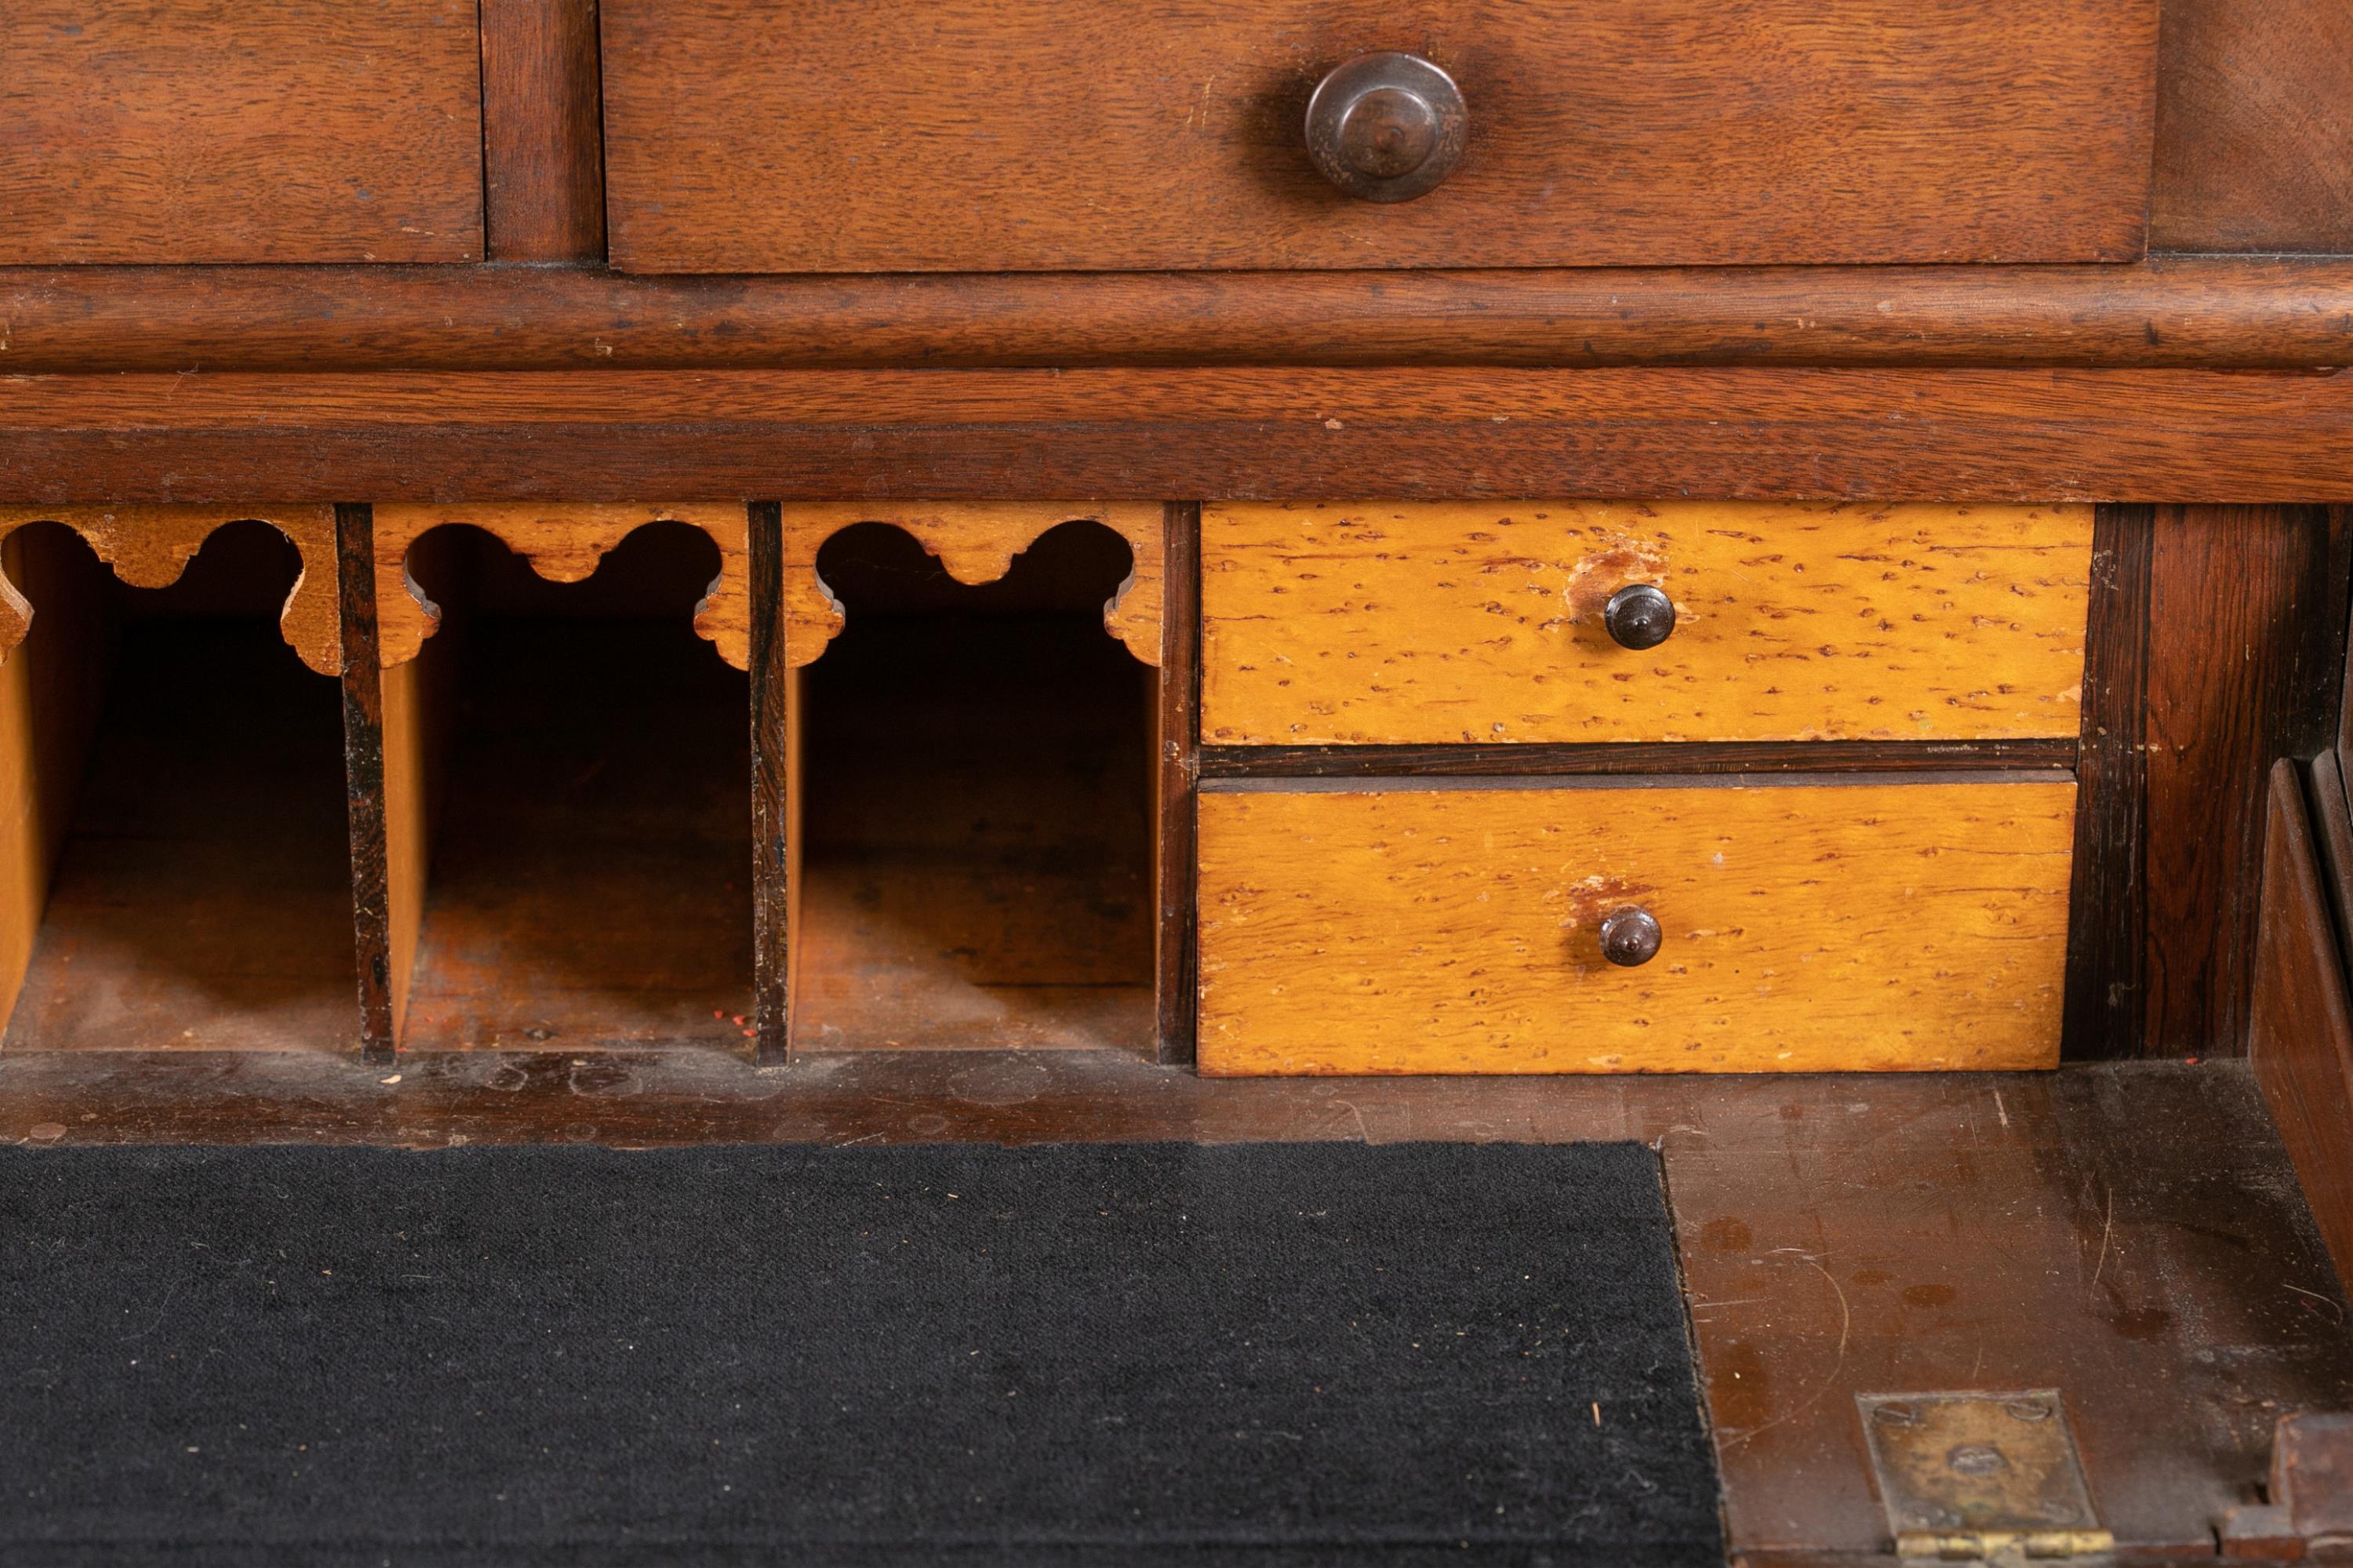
[780,502,1164,668]
[372,503,752,668]
[0,504,343,675]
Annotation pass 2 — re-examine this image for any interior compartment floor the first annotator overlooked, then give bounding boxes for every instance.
[2,620,355,1053]
[1,1055,2345,1564]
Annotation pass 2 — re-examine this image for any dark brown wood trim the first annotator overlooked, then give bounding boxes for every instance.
[2,257,2351,373]
[478,0,606,262]
[2311,751,2353,984]
[2144,505,2353,1058]
[1155,501,1201,1068]
[1201,738,2079,780]
[7,368,2353,504]
[335,500,395,1064]
[2250,759,2353,1287]
[1201,768,2074,795]
[2063,503,2153,1062]
[747,500,789,1068]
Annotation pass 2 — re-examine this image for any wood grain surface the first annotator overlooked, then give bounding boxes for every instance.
[2141,505,2352,1057]
[1158,504,1202,1066]
[2,616,356,1055]
[372,503,751,670]
[0,0,482,264]
[0,505,340,676]
[6,368,2351,505]
[480,0,605,261]
[394,618,755,1054]
[2249,761,2353,1285]
[1202,501,2092,746]
[602,0,2155,271]
[1196,777,2076,1075]
[6,259,2353,374]
[2153,0,2353,253]
[780,504,1164,669]
[0,530,108,1041]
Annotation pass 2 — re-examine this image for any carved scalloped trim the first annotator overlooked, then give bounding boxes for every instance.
[373,503,752,670]
[0,504,342,676]
[781,502,1164,669]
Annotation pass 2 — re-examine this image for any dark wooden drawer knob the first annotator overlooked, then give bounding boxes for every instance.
[1598,907,1664,968]
[1304,53,1467,202]
[1603,584,1677,650]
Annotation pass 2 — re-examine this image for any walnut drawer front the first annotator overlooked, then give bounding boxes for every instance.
[0,0,483,264]
[1201,502,2093,747]
[598,0,2155,273]
[1195,778,2075,1075]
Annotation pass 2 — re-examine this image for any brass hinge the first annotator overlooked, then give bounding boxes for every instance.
[1860,1392,2111,1563]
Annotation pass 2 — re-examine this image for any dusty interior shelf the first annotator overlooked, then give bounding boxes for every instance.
[389,523,755,1051]
[0,521,355,1053]
[791,521,1156,1053]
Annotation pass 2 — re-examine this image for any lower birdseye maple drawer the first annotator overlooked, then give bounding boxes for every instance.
[1195,777,2076,1075]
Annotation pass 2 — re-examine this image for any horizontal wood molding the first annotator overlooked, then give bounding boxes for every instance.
[1202,739,2079,779]
[2,260,2351,373]
[4,368,2351,504]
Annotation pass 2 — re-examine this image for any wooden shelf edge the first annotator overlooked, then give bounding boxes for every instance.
[2,256,2350,373]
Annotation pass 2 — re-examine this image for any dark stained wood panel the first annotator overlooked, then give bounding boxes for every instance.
[2064,505,2155,1060]
[2249,762,2353,1286]
[2142,505,2351,1057]
[0,0,483,264]
[2153,0,2353,253]
[600,0,2158,272]
[5,368,2353,505]
[481,0,606,261]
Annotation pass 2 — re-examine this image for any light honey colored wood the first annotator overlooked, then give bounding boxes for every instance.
[373,503,752,669]
[781,503,1163,668]
[0,529,109,1040]
[1201,500,2093,745]
[0,504,341,676]
[1196,779,2077,1075]
[381,654,431,1045]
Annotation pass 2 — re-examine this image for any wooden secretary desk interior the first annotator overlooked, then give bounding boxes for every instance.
[3,0,2353,1560]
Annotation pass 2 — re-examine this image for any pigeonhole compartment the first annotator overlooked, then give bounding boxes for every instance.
[0,511,356,1052]
[377,515,755,1053]
[787,515,1159,1054]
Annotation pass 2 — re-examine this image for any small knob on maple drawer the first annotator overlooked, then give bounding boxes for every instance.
[1598,908,1663,968]
[1603,584,1677,650]
[1304,53,1468,202]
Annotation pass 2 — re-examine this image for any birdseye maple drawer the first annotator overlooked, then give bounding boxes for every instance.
[1195,778,2076,1076]
[597,0,2156,273]
[1200,501,2094,747]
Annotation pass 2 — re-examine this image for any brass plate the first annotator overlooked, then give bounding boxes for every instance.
[1858,1391,2107,1557]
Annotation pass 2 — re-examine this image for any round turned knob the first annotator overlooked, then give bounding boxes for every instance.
[1304,53,1468,202]
[1603,584,1677,651]
[1598,907,1663,968]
